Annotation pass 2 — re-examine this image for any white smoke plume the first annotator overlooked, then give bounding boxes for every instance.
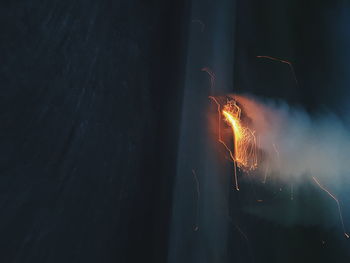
[234,94,350,189]
[232,94,350,232]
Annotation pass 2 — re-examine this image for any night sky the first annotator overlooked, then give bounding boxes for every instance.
[1,0,350,262]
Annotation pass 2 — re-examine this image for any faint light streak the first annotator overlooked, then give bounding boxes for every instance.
[202,67,216,91]
[192,169,200,231]
[256,55,299,87]
[228,216,249,242]
[272,143,280,160]
[228,216,255,263]
[312,176,349,238]
[263,164,269,184]
[192,19,205,32]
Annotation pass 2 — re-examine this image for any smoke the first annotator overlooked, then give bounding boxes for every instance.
[232,94,350,230]
[234,94,350,187]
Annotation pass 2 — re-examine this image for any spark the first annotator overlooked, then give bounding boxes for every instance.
[272,143,280,160]
[192,169,200,231]
[256,55,299,87]
[262,164,269,184]
[202,67,216,92]
[192,19,205,32]
[209,96,239,190]
[312,176,349,238]
[192,169,200,197]
[228,216,249,242]
[228,216,255,263]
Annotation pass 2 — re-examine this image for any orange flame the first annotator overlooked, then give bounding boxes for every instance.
[222,99,258,170]
[210,96,258,190]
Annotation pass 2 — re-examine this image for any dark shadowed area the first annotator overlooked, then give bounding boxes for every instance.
[1,1,189,262]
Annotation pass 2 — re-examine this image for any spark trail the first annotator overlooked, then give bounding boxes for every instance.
[209,96,239,190]
[256,55,299,87]
[312,176,349,238]
[192,19,205,32]
[202,67,216,92]
[192,169,200,231]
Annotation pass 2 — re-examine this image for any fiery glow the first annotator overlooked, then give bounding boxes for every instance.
[210,96,258,190]
[222,99,258,170]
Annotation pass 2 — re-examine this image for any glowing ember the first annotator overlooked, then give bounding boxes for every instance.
[210,96,258,190]
[222,99,258,171]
